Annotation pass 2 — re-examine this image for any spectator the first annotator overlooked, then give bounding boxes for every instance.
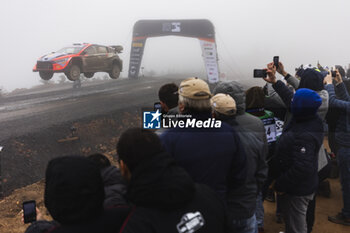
[25,156,130,233]
[213,81,266,143]
[88,153,127,208]
[275,62,331,232]
[324,70,350,226]
[117,128,229,233]
[160,77,247,200]
[158,82,179,114]
[213,81,267,232]
[264,64,324,233]
[245,86,280,230]
[211,93,267,233]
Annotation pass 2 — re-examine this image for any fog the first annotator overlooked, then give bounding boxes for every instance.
[0,0,349,92]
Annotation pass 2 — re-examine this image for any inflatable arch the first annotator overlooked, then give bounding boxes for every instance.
[128,19,219,83]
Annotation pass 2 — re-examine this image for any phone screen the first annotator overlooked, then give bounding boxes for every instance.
[23,201,36,223]
[154,102,162,112]
[273,56,279,68]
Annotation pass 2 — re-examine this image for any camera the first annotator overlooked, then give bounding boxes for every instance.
[254,69,267,78]
[23,200,36,224]
[273,56,279,69]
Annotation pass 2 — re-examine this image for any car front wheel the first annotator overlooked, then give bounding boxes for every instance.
[39,71,53,80]
[66,65,81,81]
[109,64,121,79]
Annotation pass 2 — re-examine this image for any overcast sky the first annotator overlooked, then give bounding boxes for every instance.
[0,0,349,91]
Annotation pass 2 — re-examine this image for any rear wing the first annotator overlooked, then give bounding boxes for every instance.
[110,45,123,54]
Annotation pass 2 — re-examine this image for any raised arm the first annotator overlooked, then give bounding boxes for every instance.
[264,62,294,109]
[276,62,300,89]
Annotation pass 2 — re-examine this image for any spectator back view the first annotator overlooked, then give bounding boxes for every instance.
[117,128,228,233]
[88,153,128,208]
[25,156,130,233]
[160,77,247,200]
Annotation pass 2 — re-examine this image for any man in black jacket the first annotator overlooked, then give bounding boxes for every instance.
[117,128,229,233]
[25,156,130,233]
[263,63,324,233]
[211,93,267,233]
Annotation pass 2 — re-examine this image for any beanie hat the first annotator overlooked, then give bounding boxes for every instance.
[291,88,322,118]
[211,93,237,116]
[299,69,325,91]
[179,77,211,100]
[44,156,104,224]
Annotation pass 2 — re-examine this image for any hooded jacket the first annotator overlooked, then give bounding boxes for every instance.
[270,86,324,196]
[26,156,130,233]
[101,166,128,207]
[273,77,329,171]
[213,81,267,144]
[223,118,267,219]
[120,152,228,233]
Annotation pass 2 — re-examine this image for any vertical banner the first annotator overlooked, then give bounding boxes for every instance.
[199,39,219,83]
[129,37,146,78]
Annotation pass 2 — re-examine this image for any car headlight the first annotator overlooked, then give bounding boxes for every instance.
[54,58,69,67]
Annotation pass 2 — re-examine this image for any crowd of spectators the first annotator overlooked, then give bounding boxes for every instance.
[23,60,350,233]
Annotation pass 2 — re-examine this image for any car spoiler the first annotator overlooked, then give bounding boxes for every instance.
[110,45,123,54]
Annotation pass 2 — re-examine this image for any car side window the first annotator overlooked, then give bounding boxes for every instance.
[84,46,97,55]
[97,46,107,54]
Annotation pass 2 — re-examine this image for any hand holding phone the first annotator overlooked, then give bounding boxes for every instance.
[23,200,36,224]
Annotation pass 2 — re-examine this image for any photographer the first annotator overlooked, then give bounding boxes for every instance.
[324,71,350,226]
[263,63,324,233]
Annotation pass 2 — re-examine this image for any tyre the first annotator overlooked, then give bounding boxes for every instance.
[109,64,121,79]
[84,72,94,78]
[39,71,53,80]
[65,64,81,81]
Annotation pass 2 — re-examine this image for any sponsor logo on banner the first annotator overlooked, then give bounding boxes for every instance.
[162,22,181,32]
[132,42,143,47]
[171,22,181,32]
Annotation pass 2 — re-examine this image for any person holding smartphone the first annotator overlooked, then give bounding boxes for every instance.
[324,70,350,226]
[25,156,130,233]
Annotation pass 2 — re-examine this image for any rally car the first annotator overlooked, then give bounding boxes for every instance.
[33,43,123,81]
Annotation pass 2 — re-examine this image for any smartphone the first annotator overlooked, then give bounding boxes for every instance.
[253,69,267,78]
[331,71,337,78]
[154,102,162,112]
[23,200,36,224]
[273,56,279,68]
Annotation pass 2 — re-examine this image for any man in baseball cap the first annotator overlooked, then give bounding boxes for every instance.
[177,77,212,114]
[211,93,268,233]
[160,77,247,201]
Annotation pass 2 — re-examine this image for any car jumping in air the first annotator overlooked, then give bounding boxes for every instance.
[33,43,123,81]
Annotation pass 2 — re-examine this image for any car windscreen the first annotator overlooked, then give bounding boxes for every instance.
[56,46,84,54]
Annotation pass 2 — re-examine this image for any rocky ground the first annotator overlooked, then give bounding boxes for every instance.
[0,174,347,233]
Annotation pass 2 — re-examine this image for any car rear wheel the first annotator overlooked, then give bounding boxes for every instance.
[109,64,121,79]
[39,71,53,80]
[84,72,94,78]
[66,64,81,81]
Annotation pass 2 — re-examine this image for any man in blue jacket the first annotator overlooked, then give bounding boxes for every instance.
[264,64,324,233]
[324,70,350,226]
[160,77,247,201]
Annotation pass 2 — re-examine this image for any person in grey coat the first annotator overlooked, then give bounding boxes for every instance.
[211,93,267,233]
[213,81,266,144]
